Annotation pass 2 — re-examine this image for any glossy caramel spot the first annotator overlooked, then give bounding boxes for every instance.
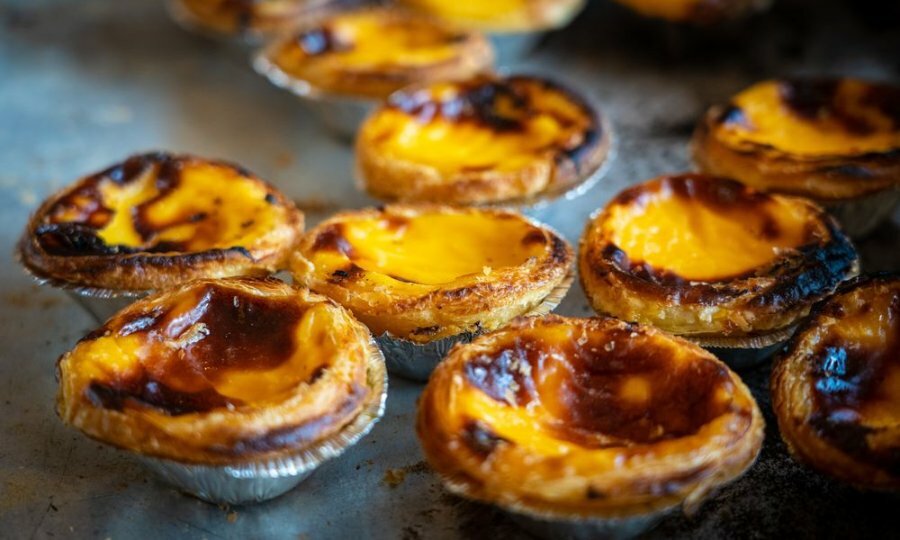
[38,152,286,257]
[603,175,811,282]
[807,279,900,472]
[306,209,549,286]
[72,282,341,415]
[361,76,598,176]
[715,79,900,156]
[462,320,737,447]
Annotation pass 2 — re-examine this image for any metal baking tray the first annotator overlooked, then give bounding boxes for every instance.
[1,0,897,538]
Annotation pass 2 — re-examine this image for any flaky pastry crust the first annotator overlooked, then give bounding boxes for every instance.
[17,152,303,294]
[579,174,859,342]
[418,315,764,518]
[692,78,900,201]
[772,275,900,490]
[255,8,494,100]
[357,75,609,206]
[291,205,573,343]
[57,278,376,465]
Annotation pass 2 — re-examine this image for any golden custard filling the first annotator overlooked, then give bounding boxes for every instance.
[71,282,351,414]
[397,0,584,31]
[604,177,810,281]
[365,77,597,176]
[38,153,289,256]
[308,211,547,287]
[715,79,900,157]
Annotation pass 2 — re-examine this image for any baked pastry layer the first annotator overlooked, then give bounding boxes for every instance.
[292,205,573,342]
[693,78,900,200]
[579,174,859,339]
[396,0,585,31]
[174,0,329,36]
[357,75,609,205]
[610,0,769,24]
[258,8,493,99]
[18,152,303,292]
[418,315,764,518]
[772,275,900,489]
[58,278,374,465]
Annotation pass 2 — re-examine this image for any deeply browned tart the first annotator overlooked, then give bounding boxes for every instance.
[291,205,573,343]
[418,315,764,521]
[17,152,303,294]
[57,278,379,465]
[610,0,770,24]
[693,78,900,237]
[579,174,859,347]
[169,0,332,39]
[357,75,609,206]
[255,8,494,100]
[772,275,900,490]
[395,0,586,32]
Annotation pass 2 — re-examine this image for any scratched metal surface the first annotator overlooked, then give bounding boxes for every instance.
[1,0,899,538]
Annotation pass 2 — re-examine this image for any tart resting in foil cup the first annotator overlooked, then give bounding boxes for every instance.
[686,324,798,371]
[134,338,387,505]
[377,270,574,382]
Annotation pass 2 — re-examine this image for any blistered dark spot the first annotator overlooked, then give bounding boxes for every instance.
[779,79,883,135]
[86,378,240,416]
[461,420,509,456]
[412,325,441,336]
[522,230,546,247]
[312,223,355,257]
[329,264,365,284]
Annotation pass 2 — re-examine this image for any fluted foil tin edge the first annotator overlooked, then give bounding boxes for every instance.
[135,337,388,505]
[378,269,575,382]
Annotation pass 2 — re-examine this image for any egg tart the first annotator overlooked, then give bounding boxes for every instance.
[693,78,900,237]
[357,75,609,206]
[610,0,770,24]
[418,315,764,537]
[57,278,386,503]
[254,8,494,139]
[291,205,573,379]
[17,152,303,320]
[772,275,900,490]
[579,174,859,365]
[168,0,333,40]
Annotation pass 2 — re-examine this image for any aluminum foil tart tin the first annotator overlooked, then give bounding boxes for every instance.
[508,505,678,540]
[819,188,900,240]
[489,31,545,65]
[133,338,387,505]
[252,48,377,142]
[688,325,796,371]
[378,270,574,382]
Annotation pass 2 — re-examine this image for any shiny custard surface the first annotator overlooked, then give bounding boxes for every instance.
[806,279,900,473]
[397,0,581,30]
[36,153,287,257]
[602,175,811,282]
[71,281,343,415]
[714,79,900,157]
[272,10,467,74]
[363,76,598,176]
[306,209,549,287]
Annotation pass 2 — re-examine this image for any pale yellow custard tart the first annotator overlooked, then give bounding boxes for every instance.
[57,278,386,503]
[418,315,764,537]
[579,174,859,357]
[693,78,900,237]
[357,75,609,206]
[168,0,334,40]
[610,0,770,24]
[18,152,303,295]
[292,205,573,344]
[396,0,586,32]
[772,275,900,490]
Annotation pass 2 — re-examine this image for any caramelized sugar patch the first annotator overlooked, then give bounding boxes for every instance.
[604,176,811,282]
[464,322,736,446]
[79,283,337,416]
[808,283,900,473]
[37,152,281,256]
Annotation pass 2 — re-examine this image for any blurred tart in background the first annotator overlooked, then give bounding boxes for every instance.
[357,74,609,206]
[693,78,900,237]
[168,0,335,39]
[579,174,858,353]
[17,152,303,295]
[418,315,764,535]
[772,275,900,490]
[610,0,771,24]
